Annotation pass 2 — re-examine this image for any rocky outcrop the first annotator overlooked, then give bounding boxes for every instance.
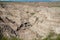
[0,2,60,40]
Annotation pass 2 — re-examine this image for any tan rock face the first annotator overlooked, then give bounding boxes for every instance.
[0,3,60,40]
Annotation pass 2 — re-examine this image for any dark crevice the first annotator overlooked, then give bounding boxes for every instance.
[0,17,4,22]
[16,24,23,31]
[6,17,15,23]
[16,22,32,31]
[24,22,28,27]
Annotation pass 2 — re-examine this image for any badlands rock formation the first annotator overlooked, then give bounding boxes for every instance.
[0,2,60,40]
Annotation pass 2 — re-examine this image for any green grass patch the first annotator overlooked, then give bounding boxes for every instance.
[0,32,22,40]
[43,31,60,40]
[0,36,22,40]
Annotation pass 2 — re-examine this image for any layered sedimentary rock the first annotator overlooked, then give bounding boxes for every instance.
[0,2,60,40]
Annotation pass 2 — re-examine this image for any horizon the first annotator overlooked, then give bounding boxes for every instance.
[0,0,60,2]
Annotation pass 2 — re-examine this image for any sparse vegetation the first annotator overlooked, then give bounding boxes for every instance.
[1,36,8,40]
[0,27,22,40]
[43,31,60,40]
[33,31,60,40]
[0,36,22,40]
[10,36,23,40]
[31,13,35,15]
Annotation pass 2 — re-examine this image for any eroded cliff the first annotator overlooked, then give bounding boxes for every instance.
[0,2,60,40]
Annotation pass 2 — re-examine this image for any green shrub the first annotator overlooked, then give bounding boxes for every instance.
[56,34,60,40]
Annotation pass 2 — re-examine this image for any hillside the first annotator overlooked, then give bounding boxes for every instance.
[0,2,60,40]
